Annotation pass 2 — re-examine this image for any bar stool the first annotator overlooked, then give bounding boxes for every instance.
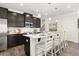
[53,33,61,56]
[44,35,54,56]
[35,37,46,56]
[35,34,54,56]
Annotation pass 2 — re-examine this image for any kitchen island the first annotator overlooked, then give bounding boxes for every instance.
[23,32,57,56]
[24,33,46,56]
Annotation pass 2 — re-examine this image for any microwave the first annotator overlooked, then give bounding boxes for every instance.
[25,22,33,28]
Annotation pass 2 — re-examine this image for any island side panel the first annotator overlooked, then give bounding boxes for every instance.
[30,37,37,56]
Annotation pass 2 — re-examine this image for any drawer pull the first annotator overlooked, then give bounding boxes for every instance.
[50,36,52,38]
[26,39,28,42]
[38,38,41,42]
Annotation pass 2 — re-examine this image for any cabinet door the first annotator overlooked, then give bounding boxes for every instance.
[33,18,41,28]
[36,18,40,28]
[8,11,17,27]
[16,14,24,27]
[7,35,16,48]
[8,11,24,27]
[25,16,33,23]
[14,34,24,45]
[24,13,33,22]
[7,34,25,48]
[0,7,8,19]
[33,19,37,28]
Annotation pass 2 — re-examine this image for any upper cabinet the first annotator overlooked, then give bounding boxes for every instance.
[24,13,41,28]
[36,18,41,28]
[32,17,41,28]
[0,7,41,27]
[16,13,25,27]
[8,11,24,27]
[24,13,33,23]
[0,7,8,19]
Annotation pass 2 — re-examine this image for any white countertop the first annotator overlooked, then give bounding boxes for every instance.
[23,32,57,39]
[7,32,26,35]
[23,33,46,38]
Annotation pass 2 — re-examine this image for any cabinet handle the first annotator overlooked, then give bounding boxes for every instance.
[38,38,41,42]
[26,39,28,42]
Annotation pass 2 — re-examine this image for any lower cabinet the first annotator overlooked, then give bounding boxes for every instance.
[7,34,25,48]
[7,35,15,48]
[7,34,30,56]
[7,11,25,27]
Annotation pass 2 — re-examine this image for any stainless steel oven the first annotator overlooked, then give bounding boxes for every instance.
[25,22,33,28]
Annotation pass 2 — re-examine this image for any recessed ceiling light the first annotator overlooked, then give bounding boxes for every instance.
[20,3,23,6]
[55,19,58,23]
[48,17,52,20]
[67,5,71,8]
[36,9,39,12]
[37,13,41,18]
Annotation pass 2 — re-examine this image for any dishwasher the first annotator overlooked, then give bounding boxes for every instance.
[23,36,30,56]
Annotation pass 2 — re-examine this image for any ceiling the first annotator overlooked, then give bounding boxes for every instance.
[0,3,79,18]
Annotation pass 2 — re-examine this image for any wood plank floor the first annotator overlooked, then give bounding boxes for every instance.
[0,45,25,56]
[61,41,79,56]
[0,41,79,56]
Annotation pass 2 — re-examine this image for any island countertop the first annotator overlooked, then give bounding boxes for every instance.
[23,33,46,38]
[23,32,58,56]
[23,32,56,39]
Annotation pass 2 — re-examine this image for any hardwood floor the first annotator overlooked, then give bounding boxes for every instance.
[0,41,79,56]
[61,41,79,56]
[0,45,25,56]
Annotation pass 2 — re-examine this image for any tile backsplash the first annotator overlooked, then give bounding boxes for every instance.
[8,27,40,34]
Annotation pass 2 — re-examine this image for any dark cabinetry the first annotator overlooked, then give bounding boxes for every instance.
[0,7,8,19]
[24,13,33,27]
[37,18,41,28]
[8,11,17,27]
[8,11,24,27]
[7,11,40,27]
[7,34,25,48]
[0,7,41,27]
[16,13,25,27]
[24,13,41,28]
[7,35,15,48]
[32,17,41,28]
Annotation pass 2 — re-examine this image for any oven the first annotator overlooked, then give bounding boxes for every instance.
[25,22,33,28]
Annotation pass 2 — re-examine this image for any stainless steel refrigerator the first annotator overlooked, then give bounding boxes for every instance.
[0,18,7,51]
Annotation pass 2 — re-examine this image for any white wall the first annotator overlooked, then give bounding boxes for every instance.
[52,12,79,43]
